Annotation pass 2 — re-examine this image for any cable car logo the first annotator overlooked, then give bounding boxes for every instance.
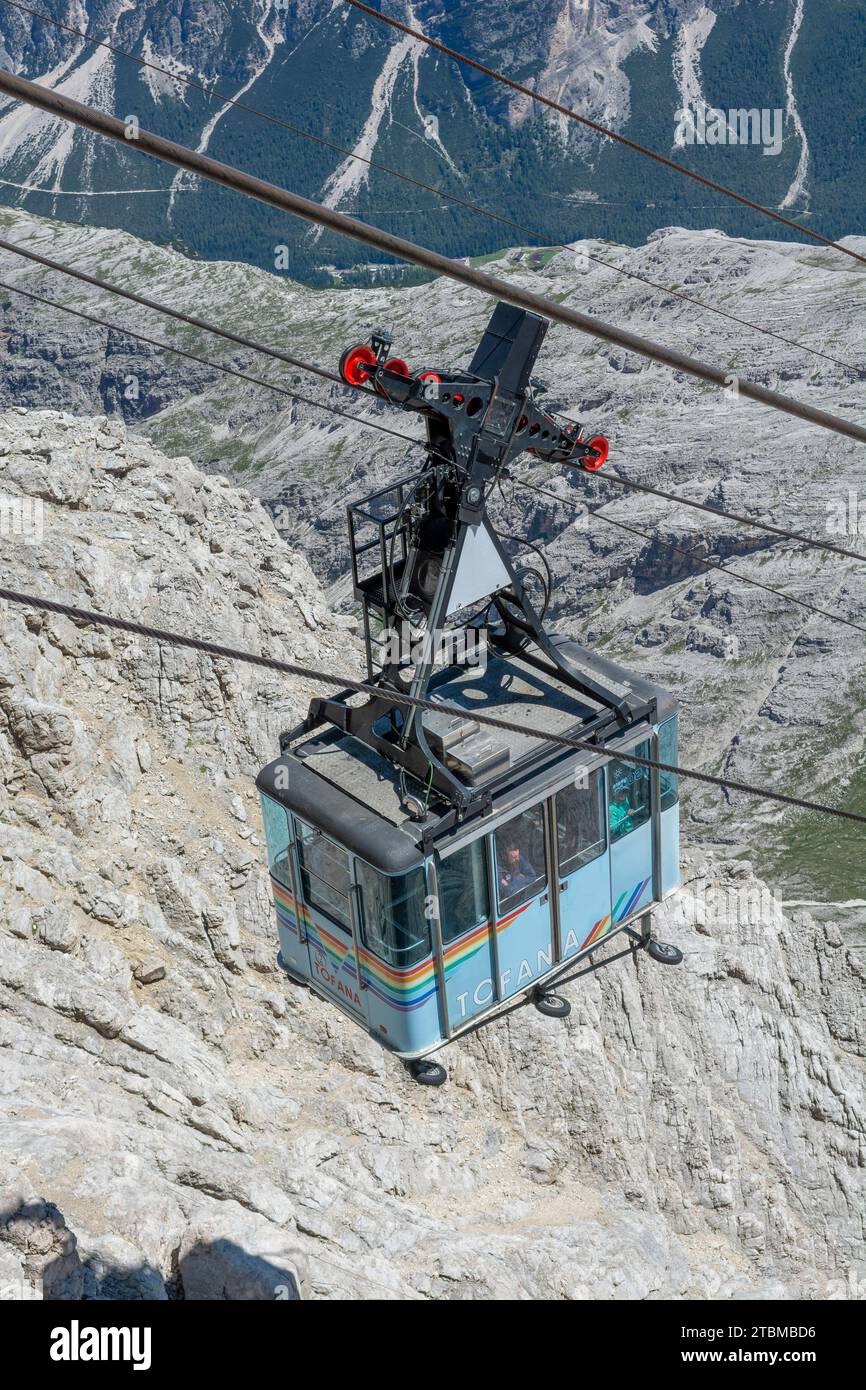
[455,942,555,1018]
[312,955,362,1008]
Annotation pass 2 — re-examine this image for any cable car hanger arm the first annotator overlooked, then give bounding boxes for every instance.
[332,304,643,818]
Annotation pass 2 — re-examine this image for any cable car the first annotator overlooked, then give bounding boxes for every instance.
[257,304,682,1084]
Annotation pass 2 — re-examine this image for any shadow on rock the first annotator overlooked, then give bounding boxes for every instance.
[0,1196,301,1300]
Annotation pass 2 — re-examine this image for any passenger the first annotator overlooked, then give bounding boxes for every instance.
[609,790,633,838]
[497,838,538,899]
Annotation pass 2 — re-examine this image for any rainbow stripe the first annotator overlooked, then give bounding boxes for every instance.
[613,877,652,924]
[271,874,437,1012]
[577,878,650,952]
[271,876,308,936]
[270,873,651,1011]
[580,912,613,950]
[270,875,531,1012]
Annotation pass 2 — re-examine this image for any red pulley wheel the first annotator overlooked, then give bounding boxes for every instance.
[375,357,410,397]
[583,434,609,471]
[339,343,377,387]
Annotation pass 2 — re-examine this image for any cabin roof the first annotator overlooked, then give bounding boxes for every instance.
[256,639,677,874]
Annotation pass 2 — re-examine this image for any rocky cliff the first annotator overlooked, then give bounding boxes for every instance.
[2,210,864,915]
[1,410,863,1299]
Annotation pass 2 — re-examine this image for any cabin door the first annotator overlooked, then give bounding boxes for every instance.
[548,770,612,959]
[607,740,655,926]
[436,804,554,1033]
[489,805,555,1004]
[294,819,368,1022]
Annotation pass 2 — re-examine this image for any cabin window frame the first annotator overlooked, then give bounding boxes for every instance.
[354,859,432,970]
[659,714,679,812]
[435,837,492,946]
[606,738,653,844]
[553,769,607,876]
[293,816,354,931]
[259,794,295,892]
[493,803,548,914]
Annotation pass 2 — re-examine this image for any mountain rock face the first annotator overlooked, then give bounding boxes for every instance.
[0,0,862,274]
[2,208,864,915]
[0,410,864,1299]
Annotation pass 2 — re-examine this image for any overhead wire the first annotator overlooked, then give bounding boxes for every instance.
[2,264,863,573]
[0,276,446,457]
[1,67,865,445]
[340,0,866,269]
[1,0,861,379]
[569,466,866,564]
[0,22,861,758]
[0,16,859,912]
[0,234,347,388]
[0,584,864,826]
[509,474,866,639]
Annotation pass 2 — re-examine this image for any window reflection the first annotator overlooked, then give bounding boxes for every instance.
[495,807,546,911]
[438,840,490,944]
[356,863,431,968]
[607,741,652,842]
[295,818,352,929]
[556,771,606,875]
[659,716,679,811]
[259,795,294,891]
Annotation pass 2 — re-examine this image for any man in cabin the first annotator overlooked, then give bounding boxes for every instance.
[498,838,538,899]
[609,790,634,839]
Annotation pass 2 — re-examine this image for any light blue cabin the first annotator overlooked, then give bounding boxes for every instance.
[257,640,681,1071]
[258,301,685,1085]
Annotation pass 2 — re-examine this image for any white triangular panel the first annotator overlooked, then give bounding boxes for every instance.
[446,521,512,616]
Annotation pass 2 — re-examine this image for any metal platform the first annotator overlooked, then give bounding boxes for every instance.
[277,639,673,841]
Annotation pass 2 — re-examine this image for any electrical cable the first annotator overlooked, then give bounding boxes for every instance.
[510,474,866,638]
[341,0,866,268]
[0,584,863,825]
[1,67,863,445]
[2,0,861,378]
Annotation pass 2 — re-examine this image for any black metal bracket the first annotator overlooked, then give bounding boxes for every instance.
[299,301,628,815]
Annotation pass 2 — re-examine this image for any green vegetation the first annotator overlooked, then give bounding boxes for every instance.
[749,749,866,906]
[5,0,861,283]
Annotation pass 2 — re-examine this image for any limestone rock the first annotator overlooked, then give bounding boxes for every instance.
[0,409,862,1301]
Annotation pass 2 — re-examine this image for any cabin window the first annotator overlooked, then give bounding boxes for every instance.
[259,795,294,891]
[494,806,547,912]
[555,771,606,875]
[438,839,491,945]
[659,716,679,811]
[607,741,652,842]
[294,818,352,930]
[356,863,431,968]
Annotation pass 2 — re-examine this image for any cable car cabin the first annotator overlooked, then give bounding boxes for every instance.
[257,640,681,1082]
[257,302,684,1084]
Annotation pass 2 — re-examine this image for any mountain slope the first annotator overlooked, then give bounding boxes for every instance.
[1,207,864,916]
[0,0,864,276]
[0,408,863,1299]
